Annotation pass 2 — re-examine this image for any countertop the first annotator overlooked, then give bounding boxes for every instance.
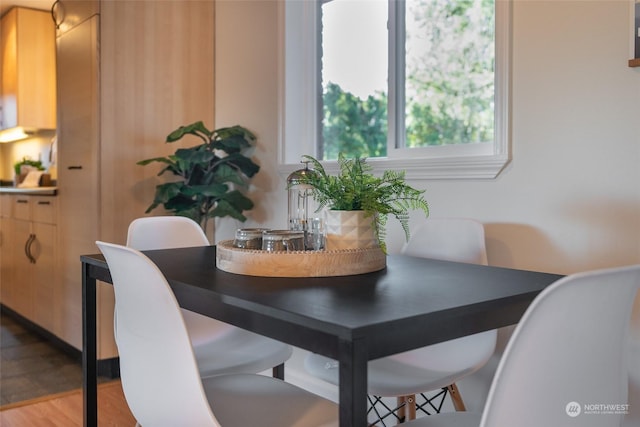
[0,186,58,196]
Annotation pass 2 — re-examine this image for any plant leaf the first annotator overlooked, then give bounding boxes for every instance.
[217,153,260,178]
[174,148,215,165]
[182,183,229,198]
[208,163,245,187]
[166,121,212,142]
[215,125,256,142]
[136,156,174,166]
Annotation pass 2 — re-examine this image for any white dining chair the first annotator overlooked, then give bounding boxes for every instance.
[126,216,292,379]
[304,218,497,423]
[403,263,640,427]
[96,241,338,427]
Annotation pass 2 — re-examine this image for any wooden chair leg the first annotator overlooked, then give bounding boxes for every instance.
[396,395,416,424]
[447,383,466,411]
[406,394,417,420]
[397,396,406,423]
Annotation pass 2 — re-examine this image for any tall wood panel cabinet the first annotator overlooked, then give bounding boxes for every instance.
[54,0,215,361]
[55,1,101,354]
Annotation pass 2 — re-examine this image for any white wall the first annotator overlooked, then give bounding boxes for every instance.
[215,0,640,423]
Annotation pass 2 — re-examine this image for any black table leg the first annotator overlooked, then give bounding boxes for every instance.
[82,262,98,427]
[339,337,368,427]
[273,363,285,380]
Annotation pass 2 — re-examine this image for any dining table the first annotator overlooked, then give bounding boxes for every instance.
[80,245,563,427]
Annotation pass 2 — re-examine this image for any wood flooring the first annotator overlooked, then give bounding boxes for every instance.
[0,381,136,427]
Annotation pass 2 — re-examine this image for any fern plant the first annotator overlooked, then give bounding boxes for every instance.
[297,154,429,252]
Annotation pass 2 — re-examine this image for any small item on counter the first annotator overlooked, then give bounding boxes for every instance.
[18,171,44,188]
[13,157,45,186]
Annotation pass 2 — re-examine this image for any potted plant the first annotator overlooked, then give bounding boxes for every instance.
[13,157,46,186]
[137,121,260,238]
[297,154,429,252]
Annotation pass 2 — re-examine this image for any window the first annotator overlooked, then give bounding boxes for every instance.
[281,0,511,179]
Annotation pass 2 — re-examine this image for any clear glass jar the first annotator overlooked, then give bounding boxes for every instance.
[261,230,305,252]
[233,228,271,249]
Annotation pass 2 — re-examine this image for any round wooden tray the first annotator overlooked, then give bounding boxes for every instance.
[216,240,386,277]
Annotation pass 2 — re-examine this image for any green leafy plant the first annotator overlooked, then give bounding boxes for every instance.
[14,158,44,175]
[138,121,260,233]
[297,154,429,252]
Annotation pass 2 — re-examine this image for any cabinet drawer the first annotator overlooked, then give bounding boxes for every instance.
[13,196,31,220]
[32,197,57,224]
[0,194,11,217]
[8,196,57,224]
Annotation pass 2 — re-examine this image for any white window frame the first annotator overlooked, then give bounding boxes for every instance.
[278,0,511,179]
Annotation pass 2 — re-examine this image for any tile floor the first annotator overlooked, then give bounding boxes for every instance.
[0,311,106,406]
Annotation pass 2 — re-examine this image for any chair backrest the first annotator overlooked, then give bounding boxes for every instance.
[96,241,220,426]
[481,264,640,427]
[401,218,488,265]
[127,216,209,250]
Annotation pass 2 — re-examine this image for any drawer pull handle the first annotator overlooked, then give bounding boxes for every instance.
[68,166,83,170]
[17,200,28,204]
[24,234,30,259]
[37,201,51,205]
[24,234,36,264]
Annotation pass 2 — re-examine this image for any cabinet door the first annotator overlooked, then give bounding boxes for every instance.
[32,197,57,225]
[12,195,31,220]
[56,15,99,350]
[6,218,33,319]
[0,194,11,218]
[31,222,56,331]
[0,195,10,293]
[1,198,30,314]
[0,216,11,303]
[0,8,56,130]
[0,8,17,130]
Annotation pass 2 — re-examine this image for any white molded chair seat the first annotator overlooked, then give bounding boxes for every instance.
[306,330,496,397]
[183,310,293,377]
[97,241,338,427]
[126,216,292,378]
[404,264,640,427]
[304,218,497,418]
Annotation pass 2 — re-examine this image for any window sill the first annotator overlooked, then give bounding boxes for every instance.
[279,154,510,181]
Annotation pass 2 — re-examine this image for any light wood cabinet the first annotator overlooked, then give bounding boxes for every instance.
[0,194,9,301]
[0,195,56,332]
[0,7,56,131]
[56,11,100,353]
[55,0,215,360]
[0,193,9,217]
